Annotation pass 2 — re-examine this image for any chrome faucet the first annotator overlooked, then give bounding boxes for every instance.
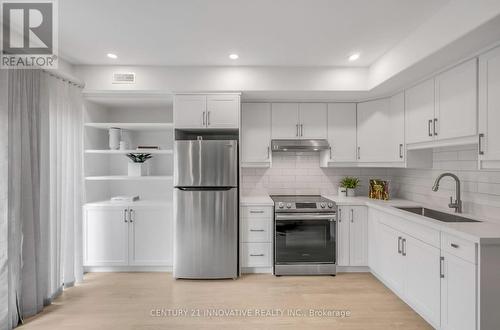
[432,173,462,213]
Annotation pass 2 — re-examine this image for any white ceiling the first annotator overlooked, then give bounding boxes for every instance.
[60,0,449,67]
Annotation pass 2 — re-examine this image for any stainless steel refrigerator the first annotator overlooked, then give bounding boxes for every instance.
[173,140,238,279]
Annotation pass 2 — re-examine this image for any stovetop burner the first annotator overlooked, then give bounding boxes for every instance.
[270,195,336,213]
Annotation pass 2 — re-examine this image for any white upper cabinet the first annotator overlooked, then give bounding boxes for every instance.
[298,103,327,139]
[357,94,405,164]
[206,95,240,128]
[241,103,272,166]
[479,45,500,168]
[435,59,477,140]
[271,103,300,139]
[174,94,206,129]
[389,92,406,162]
[325,103,357,162]
[405,79,435,144]
[271,103,327,139]
[405,59,478,146]
[174,94,240,129]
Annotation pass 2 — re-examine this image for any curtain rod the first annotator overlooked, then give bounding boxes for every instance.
[42,69,85,88]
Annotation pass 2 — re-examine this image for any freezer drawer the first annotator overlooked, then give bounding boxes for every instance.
[174,140,238,187]
[174,188,238,279]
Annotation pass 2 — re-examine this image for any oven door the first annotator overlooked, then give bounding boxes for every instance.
[275,213,336,264]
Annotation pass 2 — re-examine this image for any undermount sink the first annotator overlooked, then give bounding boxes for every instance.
[395,207,481,223]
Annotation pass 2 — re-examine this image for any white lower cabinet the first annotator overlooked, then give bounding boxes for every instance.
[84,204,172,267]
[84,207,129,266]
[440,252,477,330]
[129,206,173,266]
[240,205,273,272]
[371,210,479,329]
[337,206,368,267]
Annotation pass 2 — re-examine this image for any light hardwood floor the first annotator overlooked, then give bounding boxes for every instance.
[21,272,431,330]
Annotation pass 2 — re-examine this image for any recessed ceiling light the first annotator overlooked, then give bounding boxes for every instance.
[348,53,360,62]
[229,53,239,60]
[107,53,118,59]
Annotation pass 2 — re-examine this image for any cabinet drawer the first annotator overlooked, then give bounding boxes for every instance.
[241,206,272,219]
[441,233,477,264]
[241,218,272,243]
[241,243,272,267]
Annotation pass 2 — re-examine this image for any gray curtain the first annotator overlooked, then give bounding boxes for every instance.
[8,70,47,325]
[0,70,9,330]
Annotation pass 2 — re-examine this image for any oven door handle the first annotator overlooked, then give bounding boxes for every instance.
[275,213,336,221]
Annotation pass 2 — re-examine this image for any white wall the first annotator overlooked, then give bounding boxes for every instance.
[241,152,391,197]
[76,66,369,93]
[390,145,500,223]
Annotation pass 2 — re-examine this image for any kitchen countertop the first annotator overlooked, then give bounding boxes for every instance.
[325,195,500,245]
[241,194,500,244]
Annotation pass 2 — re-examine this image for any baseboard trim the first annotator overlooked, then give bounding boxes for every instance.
[84,266,173,272]
[336,266,370,272]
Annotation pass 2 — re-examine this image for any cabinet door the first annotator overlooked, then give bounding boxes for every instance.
[376,223,405,295]
[357,98,392,162]
[84,207,129,266]
[327,103,357,162]
[389,92,405,162]
[241,103,271,165]
[174,95,206,128]
[298,103,327,139]
[349,207,368,266]
[405,79,435,144]
[271,103,300,139]
[479,46,500,165]
[129,206,173,266]
[441,252,477,330]
[336,207,350,266]
[435,59,477,140]
[206,95,240,128]
[404,236,441,328]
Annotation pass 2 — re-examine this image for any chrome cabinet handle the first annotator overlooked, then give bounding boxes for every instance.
[300,124,303,137]
[202,111,206,126]
[350,209,354,223]
[450,243,459,249]
[398,236,402,254]
[338,208,342,222]
[399,144,403,159]
[129,209,134,223]
[267,146,270,159]
[124,209,128,223]
[433,118,438,136]
[296,124,299,136]
[479,133,485,155]
[250,210,264,214]
[250,254,265,257]
[428,119,433,137]
[440,256,445,278]
[250,229,265,232]
[329,147,332,160]
[357,146,360,160]
[207,111,210,126]
[402,238,407,256]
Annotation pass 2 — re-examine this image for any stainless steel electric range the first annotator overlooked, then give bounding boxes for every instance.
[270,195,337,276]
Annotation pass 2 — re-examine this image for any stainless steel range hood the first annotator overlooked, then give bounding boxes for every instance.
[271,139,330,152]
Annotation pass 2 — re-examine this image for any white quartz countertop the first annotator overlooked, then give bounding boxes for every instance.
[325,195,500,244]
[240,195,274,206]
[242,194,500,244]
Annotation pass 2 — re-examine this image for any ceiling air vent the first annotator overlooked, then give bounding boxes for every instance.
[112,72,135,84]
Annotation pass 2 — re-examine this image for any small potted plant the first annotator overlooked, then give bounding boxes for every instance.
[340,176,360,197]
[126,153,153,176]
